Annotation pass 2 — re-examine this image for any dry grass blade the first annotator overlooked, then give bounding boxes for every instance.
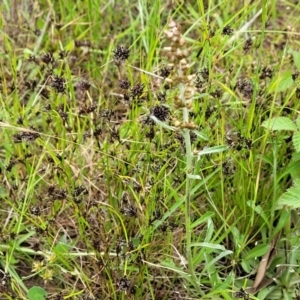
[247,233,281,294]
[0,121,39,133]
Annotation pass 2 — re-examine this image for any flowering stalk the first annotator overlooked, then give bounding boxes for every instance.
[163,20,202,295]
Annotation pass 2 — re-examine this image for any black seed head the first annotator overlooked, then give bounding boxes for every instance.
[113,45,130,65]
[159,67,171,78]
[296,87,300,99]
[119,79,130,90]
[50,76,66,93]
[243,37,253,53]
[151,105,170,121]
[58,50,68,59]
[260,66,273,79]
[41,52,55,64]
[13,131,40,143]
[222,25,233,36]
[75,79,91,91]
[156,92,166,102]
[123,93,130,101]
[210,88,223,99]
[75,40,91,47]
[117,276,131,291]
[130,82,144,98]
[235,78,253,98]
[30,206,41,216]
[292,71,299,81]
[39,87,49,100]
[28,55,37,62]
[120,205,137,217]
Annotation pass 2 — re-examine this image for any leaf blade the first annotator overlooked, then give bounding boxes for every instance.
[261,117,297,131]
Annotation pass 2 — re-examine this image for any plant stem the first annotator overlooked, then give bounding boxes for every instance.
[179,82,203,295]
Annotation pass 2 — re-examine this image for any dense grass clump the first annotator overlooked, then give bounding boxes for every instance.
[1,1,300,299]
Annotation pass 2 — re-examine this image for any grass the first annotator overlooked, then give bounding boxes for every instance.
[1,0,300,299]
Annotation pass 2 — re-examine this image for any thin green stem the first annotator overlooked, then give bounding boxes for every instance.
[179,81,203,295]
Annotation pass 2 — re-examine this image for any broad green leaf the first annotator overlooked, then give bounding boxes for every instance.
[27,286,47,300]
[277,71,294,92]
[293,131,300,152]
[293,51,300,71]
[241,259,252,274]
[277,178,300,209]
[244,244,269,260]
[261,117,297,131]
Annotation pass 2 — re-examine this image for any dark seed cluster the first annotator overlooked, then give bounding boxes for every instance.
[130,82,144,98]
[117,276,131,291]
[119,79,130,90]
[159,66,171,78]
[234,288,249,300]
[235,78,254,98]
[75,79,91,91]
[243,37,253,53]
[75,40,92,47]
[41,52,55,64]
[260,66,273,79]
[113,45,130,65]
[49,75,66,93]
[222,25,234,36]
[151,105,170,121]
[0,7,297,300]
[13,131,40,143]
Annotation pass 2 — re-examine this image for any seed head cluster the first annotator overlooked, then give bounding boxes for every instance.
[222,25,234,36]
[119,79,130,90]
[235,77,253,98]
[130,82,144,98]
[113,45,130,65]
[151,105,170,122]
[41,52,55,64]
[49,75,66,93]
[13,131,40,143]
